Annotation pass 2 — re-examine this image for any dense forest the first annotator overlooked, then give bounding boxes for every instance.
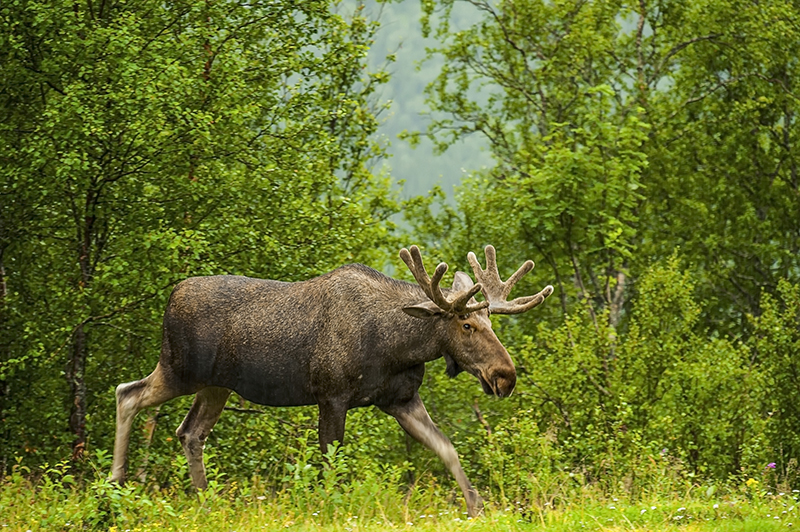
[2,0,800,512]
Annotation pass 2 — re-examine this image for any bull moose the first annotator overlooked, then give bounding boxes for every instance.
[110,245,553,517]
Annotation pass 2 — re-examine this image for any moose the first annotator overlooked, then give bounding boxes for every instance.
[110,245,552,517]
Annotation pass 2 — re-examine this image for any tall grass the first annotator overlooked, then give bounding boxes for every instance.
[2,448,798,531]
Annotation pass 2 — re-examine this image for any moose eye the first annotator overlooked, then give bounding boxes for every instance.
[463,323,471,331]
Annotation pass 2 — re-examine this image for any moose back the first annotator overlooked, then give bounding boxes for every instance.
[110,245,552,517]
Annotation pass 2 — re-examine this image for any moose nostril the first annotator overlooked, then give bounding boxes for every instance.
[481,369,517,397]
[497,379,507,397]
[494,372,517,398]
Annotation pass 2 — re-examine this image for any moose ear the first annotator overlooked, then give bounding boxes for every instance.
[402,300,444,319]
[452,271,475,292]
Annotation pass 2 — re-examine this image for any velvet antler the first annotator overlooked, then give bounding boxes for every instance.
[400,245,489,315]
[467,245,553,315]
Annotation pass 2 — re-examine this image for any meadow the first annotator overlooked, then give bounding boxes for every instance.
[2,451,797,532]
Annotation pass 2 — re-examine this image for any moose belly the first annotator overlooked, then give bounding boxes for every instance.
[212,342,317,406]
[232,376,317,407]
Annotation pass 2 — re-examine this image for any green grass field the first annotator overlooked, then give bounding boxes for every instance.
[2,462,798,532]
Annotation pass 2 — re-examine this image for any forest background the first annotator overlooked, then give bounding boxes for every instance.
[1,0,800,528]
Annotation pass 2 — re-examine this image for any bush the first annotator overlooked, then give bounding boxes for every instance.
[3,257,798,505]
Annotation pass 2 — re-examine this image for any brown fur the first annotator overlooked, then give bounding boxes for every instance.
[110,247,551,518]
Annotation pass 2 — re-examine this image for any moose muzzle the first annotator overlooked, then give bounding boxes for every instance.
[478,367,517,398]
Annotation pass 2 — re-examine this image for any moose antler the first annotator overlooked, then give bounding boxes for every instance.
[467,245,553,315]
[400,245,489,314]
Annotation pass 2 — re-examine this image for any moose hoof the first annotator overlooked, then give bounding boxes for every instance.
[466,488,485,518]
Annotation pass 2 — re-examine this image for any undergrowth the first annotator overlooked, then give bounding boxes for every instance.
[2,449,798,531]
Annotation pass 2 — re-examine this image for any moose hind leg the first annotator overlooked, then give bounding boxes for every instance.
[381,393,484,518]
[111,363,182,484]
[176,386,231,490]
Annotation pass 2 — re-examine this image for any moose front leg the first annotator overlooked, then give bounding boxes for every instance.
[317,399,348,455]
[381,393,484,518]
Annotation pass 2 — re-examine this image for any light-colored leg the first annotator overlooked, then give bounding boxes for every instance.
[110,364,180,484]
[176,386,231,489]
[381,393,484,517]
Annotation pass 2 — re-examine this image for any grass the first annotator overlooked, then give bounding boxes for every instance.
[1,451,798,531]
[1,465,798,532]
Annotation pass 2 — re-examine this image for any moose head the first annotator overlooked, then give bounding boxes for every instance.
[400,244,553,398]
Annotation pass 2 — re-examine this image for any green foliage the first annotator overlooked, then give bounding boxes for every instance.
[416,0,800,327]
[2,450,800,531]
[750,280,800,471]
[499,257,768,483]
[477,411,565,508]
[402,0,800,498]
[638,0,800,327]
[618,258,765,478]
[415,0,651,328]
[2,0,800,523]
[393,255,792,492]
[0,0,398,468]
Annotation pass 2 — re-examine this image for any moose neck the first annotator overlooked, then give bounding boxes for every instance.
[368,283,454,369]
[397,311,450,367]
[312,264,454,370]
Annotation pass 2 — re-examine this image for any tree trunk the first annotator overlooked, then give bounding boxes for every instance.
[0,255,8,472]
[608,270,627,329]
[67,323,88,460]
[68,205,95,461]
[0,256,6,301]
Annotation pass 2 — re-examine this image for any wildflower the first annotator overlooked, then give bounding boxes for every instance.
[746,478,760,487]
[767,462,777,469]
[713,504,719,509]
